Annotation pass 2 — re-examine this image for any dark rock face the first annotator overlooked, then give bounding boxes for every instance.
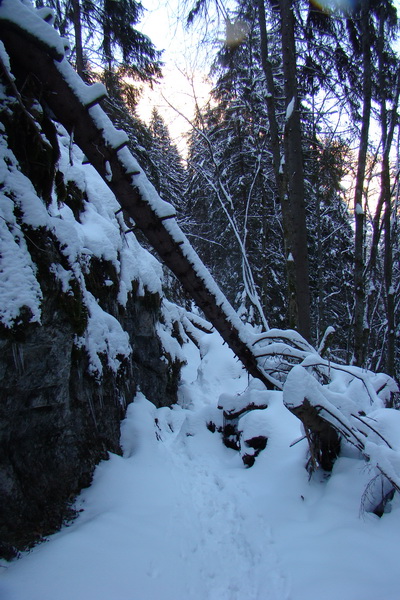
[123,296,182,407]
[0,69,183,558]
[0,298,118,556]
[0,284,176,558]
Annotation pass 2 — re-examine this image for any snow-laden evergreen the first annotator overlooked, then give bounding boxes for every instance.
[1,330,400,600]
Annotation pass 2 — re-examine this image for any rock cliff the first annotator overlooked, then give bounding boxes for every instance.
[0,50,184,559]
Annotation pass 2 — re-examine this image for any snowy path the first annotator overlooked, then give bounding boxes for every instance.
[0,335,288,600]
[157,409,289,600]
[0,394,288,600]
[1,333,400,600]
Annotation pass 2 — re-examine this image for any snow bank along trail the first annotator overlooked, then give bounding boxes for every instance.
[1,332,400,600]
[0,333,288,600]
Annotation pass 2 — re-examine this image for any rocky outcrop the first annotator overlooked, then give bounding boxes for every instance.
[0,59,183,558]
[0,288,181,559]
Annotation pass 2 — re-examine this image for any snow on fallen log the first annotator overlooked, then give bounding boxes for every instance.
[0,0,68,60]
[219,323,400,502]
[218,386,271,419]
[284,364,400,508]
[250,328,318,388]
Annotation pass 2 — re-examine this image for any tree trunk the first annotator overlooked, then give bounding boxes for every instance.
[257,0,311,341]
[353,2,372,367]
[71,0,84,79]
[383,179,395,376]
[257,0,284,202]
[278,0,312,342]
[290,399,341,472]
[377,12,400,378]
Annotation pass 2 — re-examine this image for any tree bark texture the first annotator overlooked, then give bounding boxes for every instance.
[257,0,284,202]
[353,2,371,368]
[377,11,400,377]
[71,0,85,79]
[278,0,312,342]
[290,399,341,472]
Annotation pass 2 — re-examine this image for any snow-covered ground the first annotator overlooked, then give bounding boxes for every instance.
[1,331,400,600]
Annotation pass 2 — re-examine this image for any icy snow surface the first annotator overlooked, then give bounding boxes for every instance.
[1,331,400,600]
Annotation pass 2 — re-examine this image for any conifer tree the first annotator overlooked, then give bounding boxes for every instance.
[185,0,400,379]
[147,109,186,213]
[185,18,287,328]
[35,0,162,83]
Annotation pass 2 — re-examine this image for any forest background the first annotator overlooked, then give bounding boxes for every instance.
[35,0,400,383]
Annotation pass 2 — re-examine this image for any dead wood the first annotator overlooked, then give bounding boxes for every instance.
[290,399,341,472]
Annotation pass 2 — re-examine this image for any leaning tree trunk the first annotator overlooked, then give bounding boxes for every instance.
[0,10,274,390]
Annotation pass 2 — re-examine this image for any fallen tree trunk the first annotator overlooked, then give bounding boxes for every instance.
[290,399,341,472]
[0,5,273,389]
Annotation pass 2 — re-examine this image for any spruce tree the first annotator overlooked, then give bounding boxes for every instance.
[147,109,186,213]
[35,0,162,83]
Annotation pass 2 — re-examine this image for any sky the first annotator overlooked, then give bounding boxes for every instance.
[136,0,218,155]
[136,0,400,158]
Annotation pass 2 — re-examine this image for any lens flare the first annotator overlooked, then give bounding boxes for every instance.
[310,0,359,14]
[224,19,250,49]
